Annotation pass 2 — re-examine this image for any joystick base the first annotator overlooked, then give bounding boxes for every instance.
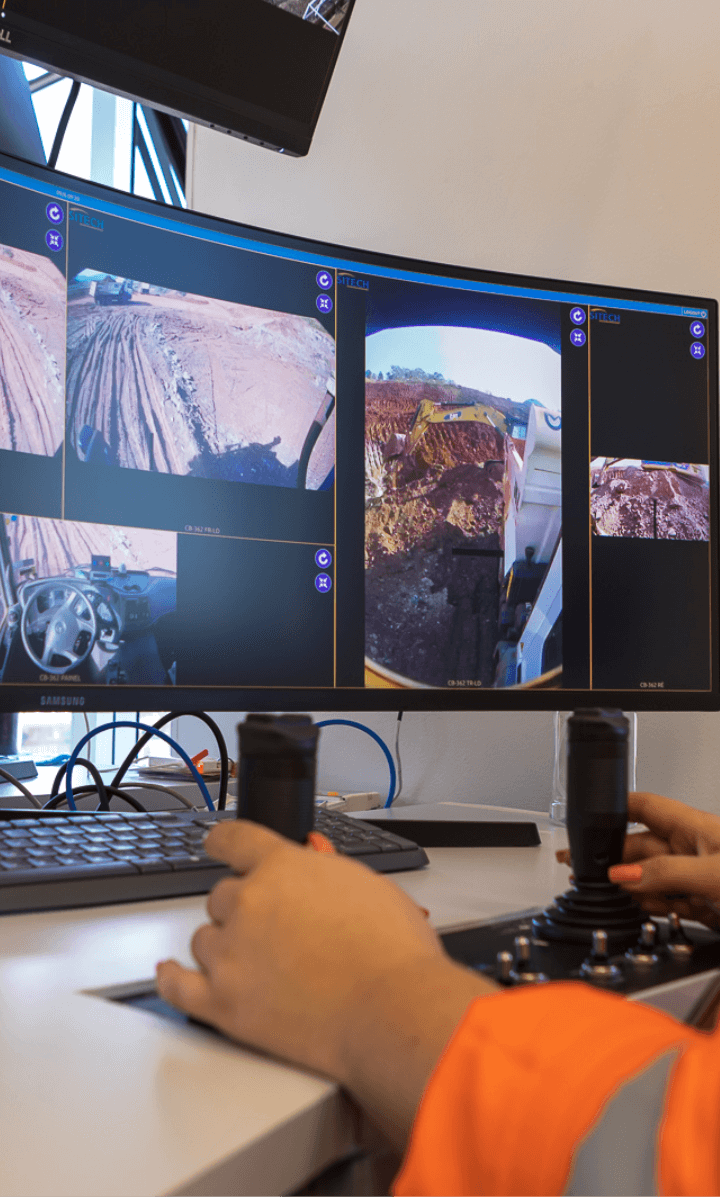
[441,909,720,1002]
[532,880,644,950]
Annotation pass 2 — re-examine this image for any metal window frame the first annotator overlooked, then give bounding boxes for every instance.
[22,65,187,205]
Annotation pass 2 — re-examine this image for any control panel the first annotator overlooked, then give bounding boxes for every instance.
[441,910,720,1001]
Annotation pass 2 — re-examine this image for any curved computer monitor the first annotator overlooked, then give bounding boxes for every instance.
[0,0,355,157]
[0,149,716,714]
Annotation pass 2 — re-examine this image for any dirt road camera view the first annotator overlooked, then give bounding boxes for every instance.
[66,272,336,491]
[0,515,177,685]
[591,459,710,540]
[0,245,65,457]
[365,322,562,690]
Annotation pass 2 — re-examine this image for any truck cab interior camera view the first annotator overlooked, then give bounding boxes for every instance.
[0,149,716,711]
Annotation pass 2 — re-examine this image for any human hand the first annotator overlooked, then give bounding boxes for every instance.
[155,819,447,1084]
[556,791,720,929]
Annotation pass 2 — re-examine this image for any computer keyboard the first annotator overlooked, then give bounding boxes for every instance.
[0,807,429,914]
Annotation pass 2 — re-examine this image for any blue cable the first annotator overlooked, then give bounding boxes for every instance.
[315,719,397,807]
[65,722,215,812]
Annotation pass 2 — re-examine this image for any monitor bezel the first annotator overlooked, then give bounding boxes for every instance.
[0,0,357,157]
[0,149,717,714]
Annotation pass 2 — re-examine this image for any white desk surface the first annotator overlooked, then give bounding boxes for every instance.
[0,804,574,1196]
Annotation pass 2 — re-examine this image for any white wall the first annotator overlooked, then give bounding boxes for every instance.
[180,0,720,815]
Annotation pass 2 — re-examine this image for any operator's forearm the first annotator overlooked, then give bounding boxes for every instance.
[337,956,499,1154]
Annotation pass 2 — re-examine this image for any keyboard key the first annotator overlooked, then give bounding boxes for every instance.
[0,861,138,885]
[166,855,214,871]
[136,859,172,873]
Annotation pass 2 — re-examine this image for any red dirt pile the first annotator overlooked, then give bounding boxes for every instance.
[591,465,709,540]
[364,380,509,687]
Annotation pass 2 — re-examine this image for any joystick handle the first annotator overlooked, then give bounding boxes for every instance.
[237,714,319,842]
[566,709,629,884]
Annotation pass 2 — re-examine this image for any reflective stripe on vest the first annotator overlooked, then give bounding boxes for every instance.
[563,1047,680,1196]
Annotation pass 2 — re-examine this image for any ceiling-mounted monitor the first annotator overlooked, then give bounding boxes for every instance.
[0,0,356,156]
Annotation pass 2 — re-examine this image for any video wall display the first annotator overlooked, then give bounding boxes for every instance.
[0,155,714,703]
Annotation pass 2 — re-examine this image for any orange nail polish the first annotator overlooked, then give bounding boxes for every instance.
[609,863,643,882]
[307,831,336,853]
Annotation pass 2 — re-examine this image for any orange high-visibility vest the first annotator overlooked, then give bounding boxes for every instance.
[392,981,720,1196]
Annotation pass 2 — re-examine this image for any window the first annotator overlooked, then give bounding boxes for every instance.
[18,711,173,766]
[23,64,186,205]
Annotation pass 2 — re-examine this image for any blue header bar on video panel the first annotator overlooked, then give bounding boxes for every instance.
[6,165,709,320]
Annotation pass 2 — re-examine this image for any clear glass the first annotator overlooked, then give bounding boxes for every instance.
[550,711,638,826]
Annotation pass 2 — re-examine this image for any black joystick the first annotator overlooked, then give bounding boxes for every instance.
[237,714,319,843]
[533,709,644,950]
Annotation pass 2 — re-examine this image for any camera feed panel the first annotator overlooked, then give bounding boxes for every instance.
[0,244,65,459]
[591,459,710,541]
[175,533,335,690]
[66,271,336,489]
[64,271,336,543]
[0,242,66,521]
[364,301,562,692]
[0,514,177,688]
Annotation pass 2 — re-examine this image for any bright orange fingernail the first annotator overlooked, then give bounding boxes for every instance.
[609,863,643,882]
[307,831,336,853]
[417,906,430,919]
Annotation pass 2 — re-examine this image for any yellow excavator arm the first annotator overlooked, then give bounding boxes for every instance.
[405,398,506,453]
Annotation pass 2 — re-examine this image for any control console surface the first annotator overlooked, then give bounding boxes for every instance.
[441,910,720,1001]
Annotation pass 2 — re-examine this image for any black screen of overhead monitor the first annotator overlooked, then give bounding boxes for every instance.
[0,0,356,156]
[0,149,716,716]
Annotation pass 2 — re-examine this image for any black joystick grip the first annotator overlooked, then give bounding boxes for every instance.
[533,709,642,949]
[237,714,319,843]
[566,709,628,883]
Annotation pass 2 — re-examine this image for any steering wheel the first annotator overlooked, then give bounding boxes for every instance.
[20,581,99,675]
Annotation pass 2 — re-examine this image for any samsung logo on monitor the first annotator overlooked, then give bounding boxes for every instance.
[40,695,85,707]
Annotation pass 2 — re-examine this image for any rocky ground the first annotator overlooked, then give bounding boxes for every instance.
[591,465,709,540]
[3,515,176,585]
[365,380,511,687]
[0,246,65,457]
[66,290,335,489]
